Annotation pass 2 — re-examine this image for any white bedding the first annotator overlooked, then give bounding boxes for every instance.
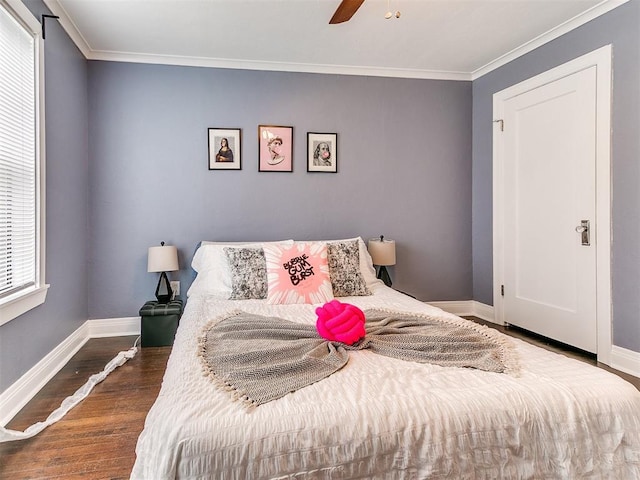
[131,286,640,479]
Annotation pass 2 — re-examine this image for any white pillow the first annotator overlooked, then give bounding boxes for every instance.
[188,240,293,297]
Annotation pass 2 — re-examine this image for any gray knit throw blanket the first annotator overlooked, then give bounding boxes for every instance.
[198,309,519,408]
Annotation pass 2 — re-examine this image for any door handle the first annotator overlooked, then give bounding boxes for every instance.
[575,220,590,246]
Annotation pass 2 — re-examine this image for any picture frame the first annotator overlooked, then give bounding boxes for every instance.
[208,128,241,170]
[307,132,337,173]
[258,125,293,172]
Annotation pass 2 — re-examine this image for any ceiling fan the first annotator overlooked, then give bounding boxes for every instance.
[329,0,365,24]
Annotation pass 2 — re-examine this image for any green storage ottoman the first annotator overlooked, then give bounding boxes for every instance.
[139,299,183,347]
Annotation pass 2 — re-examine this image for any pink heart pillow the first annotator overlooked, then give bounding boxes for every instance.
[315,300,366,345]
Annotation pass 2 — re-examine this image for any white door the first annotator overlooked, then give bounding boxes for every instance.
[498,66,598,352]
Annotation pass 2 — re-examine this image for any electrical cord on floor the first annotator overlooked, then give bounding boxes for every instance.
[0,336,141,443]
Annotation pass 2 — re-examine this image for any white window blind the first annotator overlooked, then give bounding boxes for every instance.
[0,3,37,301]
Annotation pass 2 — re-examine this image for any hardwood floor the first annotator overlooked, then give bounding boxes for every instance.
[0,323,638,479]
[466,316,640,391]
[0,337,171,480]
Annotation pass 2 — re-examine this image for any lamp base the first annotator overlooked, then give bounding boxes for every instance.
[155,271,174,304]
[377,266,392,287]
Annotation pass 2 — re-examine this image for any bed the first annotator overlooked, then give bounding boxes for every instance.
[131,238,640,479]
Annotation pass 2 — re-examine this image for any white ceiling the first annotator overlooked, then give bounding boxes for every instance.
[43,0,626,80]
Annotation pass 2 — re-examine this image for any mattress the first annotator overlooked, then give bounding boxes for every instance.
[131,286,640,479]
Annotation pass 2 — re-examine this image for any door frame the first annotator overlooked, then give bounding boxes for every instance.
[492,45,612,364]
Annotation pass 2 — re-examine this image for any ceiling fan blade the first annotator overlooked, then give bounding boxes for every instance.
[329,0,365,24]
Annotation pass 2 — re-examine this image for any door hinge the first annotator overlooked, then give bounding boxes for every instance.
[493,119,504,132]
[501,285,504,296]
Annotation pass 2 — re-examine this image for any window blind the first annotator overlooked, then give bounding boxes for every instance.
[0,3,37,299]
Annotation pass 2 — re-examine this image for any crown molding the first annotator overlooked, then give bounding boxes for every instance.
[471,0,629,79]
[42,0,470,81]
[43,0,91,57]
[89,50,473,81]
[44,0,627,82]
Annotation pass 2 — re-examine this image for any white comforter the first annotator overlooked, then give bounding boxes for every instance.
[131,287,640,479]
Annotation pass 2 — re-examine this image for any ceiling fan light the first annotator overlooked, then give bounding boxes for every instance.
[395,11,401,18]
[385,11,392,19]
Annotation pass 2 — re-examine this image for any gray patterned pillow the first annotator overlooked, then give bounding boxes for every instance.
[327,240,371,297]
[224,247,267,300]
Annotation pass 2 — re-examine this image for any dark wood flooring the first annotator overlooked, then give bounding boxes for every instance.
[0,322,638,479]
[0,337,171,480]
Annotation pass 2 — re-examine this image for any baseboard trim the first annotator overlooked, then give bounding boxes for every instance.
[427,300,472,316]
[89,316,141,338]
[0,317,140,427]
[431,301,639,378]
[0,322,89,426]
[610,345,640,379]
[428,300,499,324]
[3,311,637,427]
[469,301,498,323]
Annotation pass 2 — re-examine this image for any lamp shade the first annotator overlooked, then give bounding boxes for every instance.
[367,237,396,266]
[147,244,179,273]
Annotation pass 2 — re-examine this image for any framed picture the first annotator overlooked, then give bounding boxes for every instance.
[258,125,293,172]
[307,132,337,173]
[208,128,241,170]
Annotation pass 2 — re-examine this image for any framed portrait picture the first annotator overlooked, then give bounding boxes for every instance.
[208,128,241,170]
[258,125,293,172]
[307,132,337,173]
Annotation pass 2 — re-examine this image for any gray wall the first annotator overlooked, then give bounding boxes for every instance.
[6,0,635,397]
[87,63,472,319]
[0,9,472,395]
[472,0,640,352]
[0,1,89,391]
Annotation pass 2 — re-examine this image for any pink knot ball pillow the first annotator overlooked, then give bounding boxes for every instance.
[315,300,366,345]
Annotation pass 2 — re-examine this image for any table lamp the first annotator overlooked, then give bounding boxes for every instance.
[147,242,179,303]
[367,235,396,287]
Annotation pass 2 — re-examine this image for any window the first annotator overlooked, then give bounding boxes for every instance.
[0,0,47,326]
